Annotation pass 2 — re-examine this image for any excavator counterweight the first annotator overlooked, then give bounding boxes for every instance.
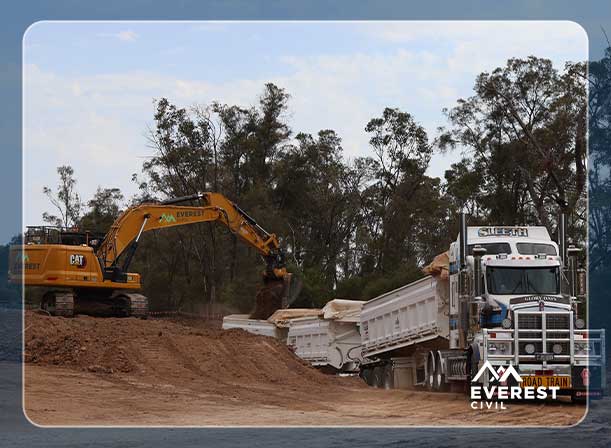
[10,193,292,319]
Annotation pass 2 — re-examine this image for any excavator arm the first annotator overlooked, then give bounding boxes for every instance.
[96,192,287,282]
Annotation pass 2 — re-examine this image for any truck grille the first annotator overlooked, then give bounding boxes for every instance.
[517,312,571,364]
[518,313,570,330]
[518,314,542,329]
[546,314,570,329]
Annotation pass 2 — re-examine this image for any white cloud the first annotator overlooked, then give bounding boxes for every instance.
[98,30,139,42]
[361,21,587,72]
[23,22,588,227]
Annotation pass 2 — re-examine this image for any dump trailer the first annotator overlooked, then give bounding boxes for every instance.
[359,213,606,403]
[222,314,288,342]
[222,308,321,341]
[222,300,364,372]
[359,276,449,388]
[287,300,364,372]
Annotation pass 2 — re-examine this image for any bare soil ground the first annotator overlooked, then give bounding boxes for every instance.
[23,311,586,427]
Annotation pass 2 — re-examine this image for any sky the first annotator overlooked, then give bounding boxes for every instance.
[23,21,588,227]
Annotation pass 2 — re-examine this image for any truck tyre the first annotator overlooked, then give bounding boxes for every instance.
[382,364,394,389]
[434,352,448,392]
[372,366,384,388]
[426,352,435,391]
[360,367,372,386]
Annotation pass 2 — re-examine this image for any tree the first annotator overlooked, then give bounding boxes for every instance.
[441,56,587,241]
[79,187,124,233]
[273,130,364,300]
[362,108,438,273]
[589,47,611,273]
[135,85,293,308]
[42,165,82,228]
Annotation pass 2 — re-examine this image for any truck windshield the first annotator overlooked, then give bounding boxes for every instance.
[486,266,559,295]
[468,242,511,255]
[516,243,557,255]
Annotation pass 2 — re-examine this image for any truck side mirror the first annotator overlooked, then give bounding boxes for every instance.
[459,270,471,298]
[472,245,487,301]
[577,268,586,299]
[567,245,582,299]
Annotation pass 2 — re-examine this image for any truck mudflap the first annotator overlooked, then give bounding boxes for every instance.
[571,365,605,399]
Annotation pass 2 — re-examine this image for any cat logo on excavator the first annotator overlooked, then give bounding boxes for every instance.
[69,254,87,268]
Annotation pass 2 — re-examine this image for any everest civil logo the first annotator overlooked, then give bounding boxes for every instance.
[470,361,559,409]
[159,213,177,224]
[472,361,522,383]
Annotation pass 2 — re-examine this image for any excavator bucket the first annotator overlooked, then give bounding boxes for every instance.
[250,273,296,320]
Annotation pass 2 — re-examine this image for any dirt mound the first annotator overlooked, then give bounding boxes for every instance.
[24,311,340,393]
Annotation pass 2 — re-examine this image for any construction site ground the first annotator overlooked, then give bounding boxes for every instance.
[23,311,586,427]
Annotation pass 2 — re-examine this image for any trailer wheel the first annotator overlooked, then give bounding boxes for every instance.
[360,367,372,386]
[426,352,435,391]
[382,364,394,390]
[434,352,448,392]
[372,366,384,388]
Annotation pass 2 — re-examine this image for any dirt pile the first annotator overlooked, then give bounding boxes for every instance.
[24,311,340,391]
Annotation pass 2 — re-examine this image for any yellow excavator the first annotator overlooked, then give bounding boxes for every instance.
[10,192,292,319]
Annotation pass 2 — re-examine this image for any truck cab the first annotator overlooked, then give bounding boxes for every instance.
[448,224,606,400]
[449,226,561,335]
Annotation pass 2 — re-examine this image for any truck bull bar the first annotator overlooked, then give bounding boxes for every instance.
[481,309,606,375]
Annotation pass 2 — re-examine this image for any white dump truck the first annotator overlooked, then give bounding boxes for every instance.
[359,213,606,402]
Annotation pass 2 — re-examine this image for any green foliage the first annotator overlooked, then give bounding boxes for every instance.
[441,56,587,244]
[589,47,611,274]
[79,187,124,233]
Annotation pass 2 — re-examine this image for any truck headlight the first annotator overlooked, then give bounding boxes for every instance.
[497,342,511,353]
[488,342,511,354]
[552,343,563,354]
[575,318,585,329]
[524,343,536,354]
[575,342,593,355]
[501,318,512,329]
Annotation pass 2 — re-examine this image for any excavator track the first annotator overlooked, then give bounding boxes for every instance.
[41,291,75,317]
[123,293,149,319]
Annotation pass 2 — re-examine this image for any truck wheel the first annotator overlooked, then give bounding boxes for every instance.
[426,352,435,391]
[360,367,372,386]
[383,364,394,390]
[434,352,448,392]
[372,366,384,388]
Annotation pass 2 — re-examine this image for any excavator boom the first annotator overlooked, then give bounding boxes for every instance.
[98,193,283,273]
